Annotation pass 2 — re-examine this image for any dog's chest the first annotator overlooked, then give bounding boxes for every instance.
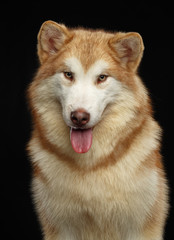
[38,161,158,235]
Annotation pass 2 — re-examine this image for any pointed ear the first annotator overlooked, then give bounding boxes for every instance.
[109,32,144,71]
[37,20,72,64]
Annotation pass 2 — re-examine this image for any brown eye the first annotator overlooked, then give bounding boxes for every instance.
[64,72,74,81]
[97,74,108,84]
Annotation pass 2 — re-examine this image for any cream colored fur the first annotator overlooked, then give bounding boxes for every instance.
[27,21,169,240]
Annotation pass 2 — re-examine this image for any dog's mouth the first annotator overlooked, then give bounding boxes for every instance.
[70,127,93,154]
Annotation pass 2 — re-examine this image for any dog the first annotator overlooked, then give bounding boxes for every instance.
[27,20,169,240]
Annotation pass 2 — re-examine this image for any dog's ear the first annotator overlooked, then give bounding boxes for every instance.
[37,21,72,64]
[109,32,144,71]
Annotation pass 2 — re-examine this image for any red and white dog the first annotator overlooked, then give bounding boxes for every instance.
[27,21,169,240]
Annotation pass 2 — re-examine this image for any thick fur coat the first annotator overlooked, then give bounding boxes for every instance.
[27,21,169,240]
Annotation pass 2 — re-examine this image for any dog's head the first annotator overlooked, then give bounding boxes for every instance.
[28,21,147,157]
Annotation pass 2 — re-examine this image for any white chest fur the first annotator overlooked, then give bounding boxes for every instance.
[32,142,158,240]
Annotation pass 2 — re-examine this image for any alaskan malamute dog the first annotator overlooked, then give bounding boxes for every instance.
[27,21,169,240]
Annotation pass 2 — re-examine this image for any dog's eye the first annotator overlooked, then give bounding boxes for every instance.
[97,75,108,84]
[64,72,74,81]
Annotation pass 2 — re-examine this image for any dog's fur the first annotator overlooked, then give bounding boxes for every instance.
[27,21,169,240]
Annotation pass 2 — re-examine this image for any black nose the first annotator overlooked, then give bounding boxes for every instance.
[71,109,90,127]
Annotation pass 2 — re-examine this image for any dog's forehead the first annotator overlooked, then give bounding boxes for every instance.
[63,29,113,72]
[64,57,109,76]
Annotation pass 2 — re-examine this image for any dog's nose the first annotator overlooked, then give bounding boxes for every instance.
[71,109,90,127]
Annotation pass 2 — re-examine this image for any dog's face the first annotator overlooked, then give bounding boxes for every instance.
[53,57,122,130]
[29,21,145,155]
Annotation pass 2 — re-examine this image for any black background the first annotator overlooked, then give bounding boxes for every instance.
[1,2,173,239]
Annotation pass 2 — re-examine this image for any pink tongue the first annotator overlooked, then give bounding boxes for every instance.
[70,128,93,153]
